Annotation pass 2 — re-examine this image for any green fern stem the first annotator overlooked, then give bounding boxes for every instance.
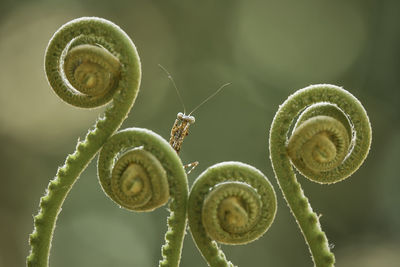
[97,128,188,267]
[188,162,277,267]
[269,84,372,266]
[27,17,141,267]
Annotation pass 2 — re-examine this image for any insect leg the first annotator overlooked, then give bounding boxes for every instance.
[184,161,199,174]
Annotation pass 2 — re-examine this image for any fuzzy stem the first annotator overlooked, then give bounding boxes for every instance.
[27,17,141,267]
[269,84,372,266]
[188,162,277,267]
[98,128,189,267]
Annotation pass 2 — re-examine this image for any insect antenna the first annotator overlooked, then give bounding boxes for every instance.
[188,82,231,116]
[159,64,186,114]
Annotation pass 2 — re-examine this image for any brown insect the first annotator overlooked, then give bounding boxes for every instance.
[169,112,199,174]
[159,64,230,174]
[169,112,195,154]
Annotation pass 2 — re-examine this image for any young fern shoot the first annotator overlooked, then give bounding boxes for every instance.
[269,84,372,267]
[97,128,189,267]
[187,162,277,267]
[27,17,141,267]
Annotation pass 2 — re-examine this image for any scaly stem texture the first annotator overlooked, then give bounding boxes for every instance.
[269,84,372,266]
[27,17,141,267]
[188,162,277,267]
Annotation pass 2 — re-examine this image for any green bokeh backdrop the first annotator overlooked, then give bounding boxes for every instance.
[0,0,399,266]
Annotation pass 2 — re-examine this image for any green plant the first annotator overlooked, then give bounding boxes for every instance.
[188,162,277,267]
[27,17,371,267]
[27,17,142,267]
[269,84,372,266]
[27,15,190,267]
[27,17,277,267]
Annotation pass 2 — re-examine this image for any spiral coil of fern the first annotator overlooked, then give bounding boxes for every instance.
[27,17,141,267]
[97,128,188,266]
[269,84,372,266]
[105,147,170,211]
[61,44,121,106]
[188,162,277,267]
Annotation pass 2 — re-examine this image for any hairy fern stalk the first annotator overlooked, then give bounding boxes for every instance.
[269,84,372,267]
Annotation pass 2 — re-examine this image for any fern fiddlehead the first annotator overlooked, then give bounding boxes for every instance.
[27,17,141,267]
[188,162,277,267]
[98,128,188,267]
[269,84,372,266]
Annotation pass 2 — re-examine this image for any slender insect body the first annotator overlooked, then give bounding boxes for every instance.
[169,112,195,154]
[159,64,230,174]
[169,112,198,174]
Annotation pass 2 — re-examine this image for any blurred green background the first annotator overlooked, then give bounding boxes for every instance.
[1,0,399,266]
